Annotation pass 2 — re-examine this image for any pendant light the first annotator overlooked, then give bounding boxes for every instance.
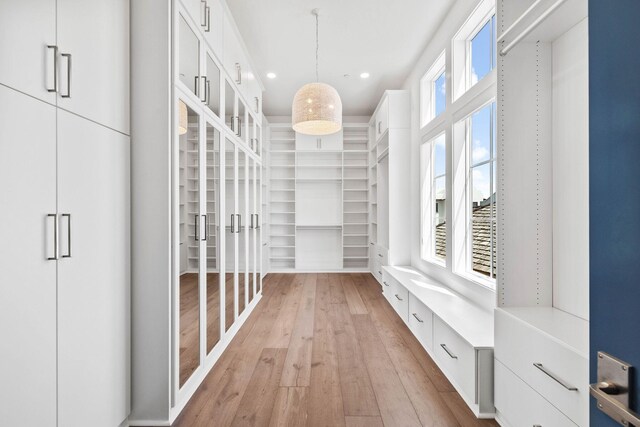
[292,9,343,136]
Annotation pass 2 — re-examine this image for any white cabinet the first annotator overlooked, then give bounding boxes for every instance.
[0,0,129,134]
[0,83,130,426]
[0,85,58,427]
[57,110,130,427]
[408,294,434,351]
[296,130,343,151]
[57,0,129,134]
[433,317,477,402]
[374,96,389,137]
[0,0,57,105]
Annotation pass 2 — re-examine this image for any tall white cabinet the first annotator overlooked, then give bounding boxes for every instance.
[368,90,411,284]
[0,1,130,425]
[131,0,265,424]
[495,1,589,426]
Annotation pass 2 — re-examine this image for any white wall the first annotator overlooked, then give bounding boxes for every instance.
[401,0,497,311]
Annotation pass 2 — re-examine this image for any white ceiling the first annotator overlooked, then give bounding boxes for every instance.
[227,0,455,117]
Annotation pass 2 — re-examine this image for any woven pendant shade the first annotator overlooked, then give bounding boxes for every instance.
[292,82,342,135]
[178,100,188,135]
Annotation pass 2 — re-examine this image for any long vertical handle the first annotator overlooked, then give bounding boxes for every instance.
[61,53,71,98]
[236,214,241,233]
[254,97,259,113]
[249,213,254,230]
[61,214,71,258]
[378,121,381,134]
[194,214,199,241]
[235,63,242,85]
[47,214,58,261]
[195,76,200,98]
[199,77,206,102]
[205,6,211,32]
[47,45,58,93]
[230,214,235,233]
[200,0,207,26]
[236,116,242,137]
[202,214,208,241]
[255,214,260,230]
[206,79,211,105]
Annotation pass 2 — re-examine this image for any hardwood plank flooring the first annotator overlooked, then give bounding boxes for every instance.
[172,273,499,427]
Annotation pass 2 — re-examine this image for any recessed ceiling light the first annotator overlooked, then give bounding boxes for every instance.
[266,72,277,79]
[360,72,370,79]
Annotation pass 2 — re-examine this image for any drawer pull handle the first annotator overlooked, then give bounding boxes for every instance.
[378,270,382,275]
[378,253,383,257]
[383,281,389,287]
[394,294,403,301]
[533,363,578,391]
[440,344,458,359]
[412,313,424,323]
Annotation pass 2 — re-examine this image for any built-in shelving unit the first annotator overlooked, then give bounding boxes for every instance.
[267,121,371,271]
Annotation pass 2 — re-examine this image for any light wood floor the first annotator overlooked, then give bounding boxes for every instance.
[172,273,499,427]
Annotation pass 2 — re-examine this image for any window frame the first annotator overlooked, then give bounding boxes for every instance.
[420,51,446,128]
[467,14,497,89]
[420,132,447,265]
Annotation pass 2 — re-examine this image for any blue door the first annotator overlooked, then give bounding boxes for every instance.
[590,0,640,424]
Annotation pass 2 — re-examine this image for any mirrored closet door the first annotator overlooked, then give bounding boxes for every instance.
[224,138,237,331]
[248,157,256,304]
[237,149,247,316]
[205,120,221,355]
[177,99,201,388]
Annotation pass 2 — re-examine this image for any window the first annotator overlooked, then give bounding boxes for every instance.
[420,51,446,128]
[470,15,496,86]
[452,0,496,100]
[468,102,497,279]
[421,133,446,263]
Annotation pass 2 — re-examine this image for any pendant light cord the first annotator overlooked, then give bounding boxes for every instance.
[315,11,319,82]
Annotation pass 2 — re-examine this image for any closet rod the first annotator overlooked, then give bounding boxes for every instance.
[497,0,545,44]
[499,0,568,57]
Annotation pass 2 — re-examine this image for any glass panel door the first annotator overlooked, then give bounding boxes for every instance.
[257,164,263,294]
[238,148,247,316]
[178,99,200,388]
[248,157,255,304]
[205,51,221,117]
[237,99,247,143]
[248,113,255,152]
[178,14,201,98]
[224,80,235,132]
[205,122,221,354]
[224,138,236,331]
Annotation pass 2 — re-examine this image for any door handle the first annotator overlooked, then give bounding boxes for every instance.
[378,121,381,134]
[249,213,254,230]
[202,214,208,241]
[230,213,235,233]
[236,116,242,137]
[194,214,199,241]
[61,214,71,258]
[254,96,259,113]
[235,63,242,85]
[206,79,211,105]
[47,214,58,261]
[440,344,458,359]
[200,0,207,27]
[205,5,211,32]
[255,214,260,229]
[533,363,578,391]
[46,45,58,93]
[61,53,71,98]
[236,214,241,233]
[590,351,640,426]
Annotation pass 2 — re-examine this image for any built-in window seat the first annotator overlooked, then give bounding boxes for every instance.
[381,266,495,418]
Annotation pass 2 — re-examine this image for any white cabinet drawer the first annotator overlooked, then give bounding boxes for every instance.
[374,245,388,265]
[372,259,383,284]
[389,280,409,324]
[433,317,476,401]
[408,294,433,350]
[495,360,578,427]
[495,310,588,426]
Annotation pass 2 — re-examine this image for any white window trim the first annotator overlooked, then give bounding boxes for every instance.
[420,51,446,129]
[420,132,447,266]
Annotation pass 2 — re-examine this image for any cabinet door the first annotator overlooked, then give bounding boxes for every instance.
[237,149,247,315]
[203,0,223,55]
[224,138,237,330]
[205,50,221,118]
[247,157,256,303]
[56,110,130,427]
[224,78,236,133]
[0,86,57,427]
[182,0,206,31]
[57,0,129,134]
[178,11,203,100]
[376,97,389,137]
[0,0,56,105]
[257,164,263,292]
[205,121,221,354]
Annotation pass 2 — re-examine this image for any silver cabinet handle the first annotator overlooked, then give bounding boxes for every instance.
[236,116,242,137]
[370,242,374,245]
[383,281,389,287]
[440,344,458,359]
[61,53,71,98]
[378,121,381,134]
[230,214,235,233]
[194,214,199,241]
[195,76,206,102]
[236,214,241,233]
[200,0,207,26]
[412,313,424,323]
[250,213,254,230]
[205,5,211,32]
[202,214,208,241]
[378,253,383,257]
[235,63,242,85]
[254,96,259,113]
[206,79,211,105]
[533,363,578,391]
[47,214,58,260]
[378,270,382,275]
[394,294,403,301]
[256,214,260,229]
[61,214,71,258]
[46,45,58,93]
